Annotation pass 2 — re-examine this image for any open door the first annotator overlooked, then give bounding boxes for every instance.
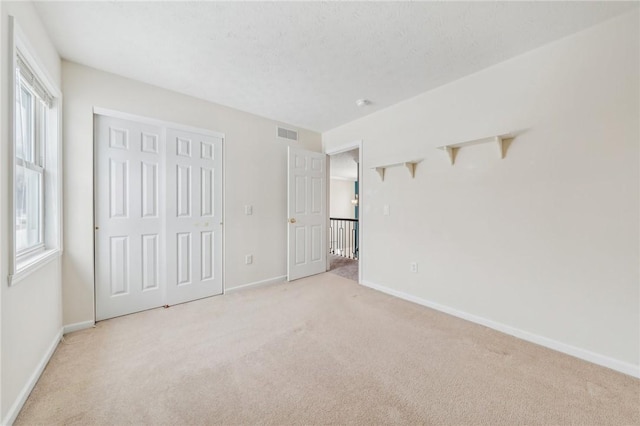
[287,146,328,281]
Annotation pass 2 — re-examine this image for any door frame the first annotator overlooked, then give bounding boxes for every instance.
[325,139,363,284]
[92,107,226,322]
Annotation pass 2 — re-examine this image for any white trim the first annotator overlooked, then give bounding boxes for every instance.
[326,140,363,284]
[1,329,62,426]
[8,248,60,286]
[221,132,226,294]
[92,117,99,322]
[92,107,225,139]
[8,16,18,283]
[329,176,357,182]
[52,92,64,257]
[63,320,95,335]
[325,140,362,156]
[224,275,286,294]
[361,279,640,379]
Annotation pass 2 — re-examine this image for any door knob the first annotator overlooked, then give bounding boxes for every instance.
[288,218,297,224]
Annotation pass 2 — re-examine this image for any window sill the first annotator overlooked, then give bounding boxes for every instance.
[9,248,61,286]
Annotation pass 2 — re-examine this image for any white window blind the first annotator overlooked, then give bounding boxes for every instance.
[16,52,53,108]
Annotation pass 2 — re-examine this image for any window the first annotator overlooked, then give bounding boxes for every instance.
[15,60,48,256]
[9,16,62,285]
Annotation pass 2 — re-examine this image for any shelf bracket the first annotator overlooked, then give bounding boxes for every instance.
[495,136,504,159]
[404,162,417,178]
[374,167,385,181]
[443,146,455,165]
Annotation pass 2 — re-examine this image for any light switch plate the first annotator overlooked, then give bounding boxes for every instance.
[383,204,390,216]
[245,205,253,215]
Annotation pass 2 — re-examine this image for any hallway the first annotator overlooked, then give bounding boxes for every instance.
[329,254,358,282]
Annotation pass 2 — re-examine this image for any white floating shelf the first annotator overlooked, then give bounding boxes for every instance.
[437,134,513,165]
[372,160,422,181]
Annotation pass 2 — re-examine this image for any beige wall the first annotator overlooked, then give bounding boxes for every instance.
[62,61,322,326]
[330,179,356,219]
[329,179,356,219]
[323,11,639,372]
[0,1,63,422]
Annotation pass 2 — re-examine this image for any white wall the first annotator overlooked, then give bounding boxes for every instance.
[330,179,356,219]
[62,61,322,326]
[323,11,639,374]
[0,1,63,422]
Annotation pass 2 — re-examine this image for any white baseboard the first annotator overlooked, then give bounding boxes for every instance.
[2,329,62,426]
[361,280,640,379]
[63,320,95,335]
[224,275,287,294]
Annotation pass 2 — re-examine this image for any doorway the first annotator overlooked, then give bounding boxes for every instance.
[326,142,362,283]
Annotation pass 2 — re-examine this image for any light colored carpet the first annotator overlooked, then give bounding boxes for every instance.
[16,273,639,425]
[329,254,358,282]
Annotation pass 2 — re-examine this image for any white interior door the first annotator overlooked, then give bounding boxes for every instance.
[95,113,223,321]
[287,146,327,281]
[165,128,223,305]
[95,115,165,321]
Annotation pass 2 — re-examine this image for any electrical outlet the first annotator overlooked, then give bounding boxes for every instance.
[410,262,418,273]
[245,254,253,265]
[245,205,253,215]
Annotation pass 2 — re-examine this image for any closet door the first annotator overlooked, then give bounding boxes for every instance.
[165,128,223,305]
[95,115,165,321]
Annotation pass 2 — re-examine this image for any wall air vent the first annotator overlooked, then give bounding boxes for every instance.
[277,126,298,141]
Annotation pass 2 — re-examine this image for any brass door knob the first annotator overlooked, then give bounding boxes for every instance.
[288,218,297,224]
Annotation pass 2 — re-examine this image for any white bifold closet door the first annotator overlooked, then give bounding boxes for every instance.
[95,115,223,321]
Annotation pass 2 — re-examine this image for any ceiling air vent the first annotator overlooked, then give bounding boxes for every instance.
[277,126,298,141]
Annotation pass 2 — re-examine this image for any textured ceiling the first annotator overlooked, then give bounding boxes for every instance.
[330,149,359,181]
[34,1,637,132]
